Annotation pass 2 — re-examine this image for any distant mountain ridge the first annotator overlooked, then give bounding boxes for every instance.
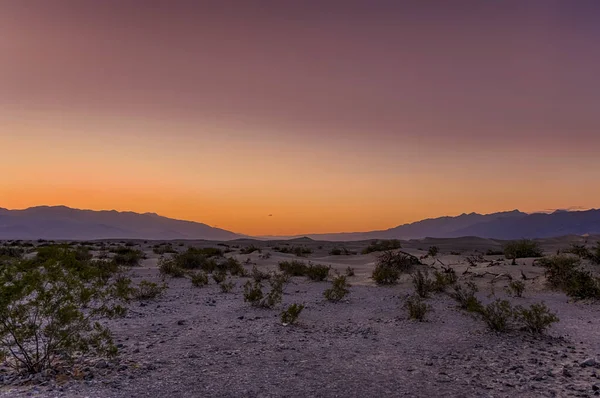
[0,206,243,240]
[1,206,599,241]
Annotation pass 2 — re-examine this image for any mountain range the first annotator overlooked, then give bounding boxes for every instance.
[1,206,600,241]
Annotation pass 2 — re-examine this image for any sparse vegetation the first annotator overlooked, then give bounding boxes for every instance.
[111,246,145,267]
[449,282,483,313]
[279,260,308,276]
[305,263,330,281]
[280,303,304,325]
[243,275,286,308]
[158,257,186,278]
[506,280,526,297]
[0,246,128,374]
[515,303,559,334]
[432,268,458,292]
[411,270,435,298]
[427,246,439,257]
[252,265,271,282]
[345,266,355,277]
[372,250,420,285]
[212,269,227,284]
[480,299,514,332]
[538,255,600,299]
[362,239,402,254]
[240,245,261,255]
[134,280,167,300]
[191,271,209,287]
[405,295,431,321]
[220,279,235,293]
[503,239,543,263]
[324,275,351,302]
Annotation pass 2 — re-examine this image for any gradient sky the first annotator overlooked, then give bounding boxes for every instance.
[2,1,600,235]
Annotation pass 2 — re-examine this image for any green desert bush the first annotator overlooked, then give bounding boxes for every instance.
[432,269,458,292]
[111,246,145,267]
[280,303,304,325]
[220,279,235,293]
[158,257,186,278]
[503,239,543,261]
[279,260,308,276]
[411,270,435,298]
[153,243,177,255]
[305,263,330,281]
[191,271,209,287]
[217,257,247,276]
[171,248,219,271]
[243,281,264,305]
[240,245,261,255]
[449,282,484,313]
[506,280,526,297]
[0,246,25,259]
[251,265,271,282]
[362,239,402,254]
[0,251,128,374]
[427,246,439,257]
[515,303,559,334]
[324,275,351,302]
[212,269,227,284]
[405,295,431,321]
[567,244,591,259]
[133,280,167,300]
[480,299,514,332]
[329,248,343,256]
[372,250,420,285]
[538,255,600,299]
[243,276,286,308]
[346,266,355,277]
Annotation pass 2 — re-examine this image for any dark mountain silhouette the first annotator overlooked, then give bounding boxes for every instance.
[0,206,243,240]
[1,206,599,241]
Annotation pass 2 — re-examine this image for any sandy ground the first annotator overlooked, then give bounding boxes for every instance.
[1,236,599,397]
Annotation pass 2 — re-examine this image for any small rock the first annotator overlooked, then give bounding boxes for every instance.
[593,384,599,391]
[95,360,108,369]
[582,358,597,367]
[177,320,185,326]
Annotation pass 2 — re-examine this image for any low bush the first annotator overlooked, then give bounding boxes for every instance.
[485,249,504,256]
[480,299,514,332]
[111,246,145,267]
[372,251,420,285]
[212,270,227,284]
[305,264,330,281]
[240,245,261,255]
[428,246,439,257]
[134,280,167,300]
[346,266,355,277]
[0,246,24,259]
[153,243,177,255]
[171,248,219,271]
[280,303,304,325]
[515,303,559,334]
[411,270,435,298]
[191,271,209,287]
[362,239,402,254]
[252,265,271,282]
[538,255,600,299]
[506,280,526,297]
[405,295,431,321]
[504,239,543,261]
[449,282,484,313]
[279,260,308,276]
[243,275,286,308]
[432,269,458,292]
[158,257,186,278]
[220,280,235,293]
[324,275,351,302]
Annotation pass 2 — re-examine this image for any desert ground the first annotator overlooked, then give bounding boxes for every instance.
[1,236,600,398]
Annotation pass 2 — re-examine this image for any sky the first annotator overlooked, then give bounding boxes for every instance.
[2,1,600,236]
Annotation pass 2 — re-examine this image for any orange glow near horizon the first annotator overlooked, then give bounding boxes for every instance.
[2,2,600,235]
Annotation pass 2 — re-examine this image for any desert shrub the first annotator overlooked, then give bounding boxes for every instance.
[133,280,167,300]
[0,246,24,259]
[411,270,435,298]
[218,257,246,276]
[158,257,186,278]
[243,276,285,308]
[153,244,177,255]
[243,281,264,305]
[273,246,312,257]
[346,266,355,277]
[449,282,483,313]
[480,299,514,332]
[240,245,261,255]
[515,303,559,334]
[566,244,591,259]
[372,250,420,285]
[0,252,127,374]
[432,269,457,292]
[191,271,209,287]
[485,249,504,256]
[428,246,439,257]
[329,248,343,256]
[362,239,402,254]
[220,280,235,293]
[280,303,304,325]
[506,280,526,297]
[251,265,271,282]
[305,264,330,281]
[212,270,227,284]
[111,246,144,267]
[538,255,600,299]
[405,295,431,321]
[592,242,600,265]
[503,239,543,260]
[172,248,218,271]
[279,260,308,276]
[324,275,351,302]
